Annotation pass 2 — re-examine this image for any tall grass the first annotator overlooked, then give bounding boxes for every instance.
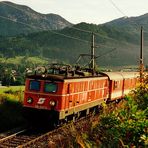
[0,86,26,132]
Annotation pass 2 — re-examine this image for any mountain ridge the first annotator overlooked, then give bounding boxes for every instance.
[0,1,148,67]
[0,1,72,36]
[105,13,148,32]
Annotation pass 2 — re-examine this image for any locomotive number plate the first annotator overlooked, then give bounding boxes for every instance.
[35,105,47,109]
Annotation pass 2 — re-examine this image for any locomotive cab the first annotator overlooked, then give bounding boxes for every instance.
[23,72,64,125]
[23,65,109,125]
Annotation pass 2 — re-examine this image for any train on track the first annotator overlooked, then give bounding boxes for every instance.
[23,64,139,125]
[23,34,140,125]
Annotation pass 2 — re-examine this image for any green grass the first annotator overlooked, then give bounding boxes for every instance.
[0,86,25,94]
[0,86,25,103]
[27,57,48,65]
[0,56,48,65]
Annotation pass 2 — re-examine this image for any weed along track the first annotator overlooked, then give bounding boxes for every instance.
[18,115,100,147]
[16,124,77,147]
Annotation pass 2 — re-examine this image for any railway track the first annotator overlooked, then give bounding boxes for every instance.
[0,116,96,147]
[0,101,122,147]
[18,115,100,147]
[0,135,5,140]
[0,128,47,148]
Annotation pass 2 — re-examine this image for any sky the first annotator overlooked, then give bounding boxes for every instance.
[0,0,148,24]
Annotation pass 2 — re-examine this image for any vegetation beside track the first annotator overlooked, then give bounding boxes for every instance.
[0,86,26,132]
[0,85,24,95]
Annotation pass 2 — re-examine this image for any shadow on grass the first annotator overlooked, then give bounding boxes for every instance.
[0,99,27,132]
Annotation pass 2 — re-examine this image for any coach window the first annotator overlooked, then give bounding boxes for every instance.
[113,81,118,89]
[29,80,40,91]
[67,83,70,94]
[44,82,58,93]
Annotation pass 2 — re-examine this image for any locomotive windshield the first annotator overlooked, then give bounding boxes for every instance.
[29,80,40,91]
[44,82,57,93]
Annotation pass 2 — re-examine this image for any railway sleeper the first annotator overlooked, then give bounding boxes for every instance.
[0,143,18,147]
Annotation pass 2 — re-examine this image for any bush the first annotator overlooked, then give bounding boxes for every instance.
[132,75,148,110]
[87,97,148,147]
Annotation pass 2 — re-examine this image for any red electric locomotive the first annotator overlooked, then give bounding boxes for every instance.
[23,64,139,125]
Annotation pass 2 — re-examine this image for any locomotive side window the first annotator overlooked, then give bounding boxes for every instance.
[29,80,40,91]
[44,82,57,93]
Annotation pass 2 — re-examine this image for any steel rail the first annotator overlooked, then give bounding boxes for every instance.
[18,115,96,147]
[0,128,40,147]
[0,129,27,143]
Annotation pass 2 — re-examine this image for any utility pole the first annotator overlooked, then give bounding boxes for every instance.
[90,33,95,72]
[140,26,144,82]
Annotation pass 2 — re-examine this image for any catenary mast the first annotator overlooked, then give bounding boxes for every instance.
[140,26,144,82]
[90,33,95,73]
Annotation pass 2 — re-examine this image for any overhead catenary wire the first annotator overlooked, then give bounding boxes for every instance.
[108,0,147,75]
[108,0,127,17]
[109,0,148,36]
[107,0,146,32]
[75,47,116,67]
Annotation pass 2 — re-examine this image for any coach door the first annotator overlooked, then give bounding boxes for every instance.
[111,80,123,100]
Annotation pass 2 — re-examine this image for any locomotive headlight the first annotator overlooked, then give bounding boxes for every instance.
[49,100,56,106]
[27,97,33,104]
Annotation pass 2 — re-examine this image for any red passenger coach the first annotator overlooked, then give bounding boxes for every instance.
[23,65,139,125]
[103,72,139,101]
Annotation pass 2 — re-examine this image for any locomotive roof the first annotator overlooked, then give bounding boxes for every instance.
[26,73,107,82]
[26,72,139,82]
[102,72,139,80]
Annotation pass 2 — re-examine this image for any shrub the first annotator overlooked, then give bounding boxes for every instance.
[132,75,148,110]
